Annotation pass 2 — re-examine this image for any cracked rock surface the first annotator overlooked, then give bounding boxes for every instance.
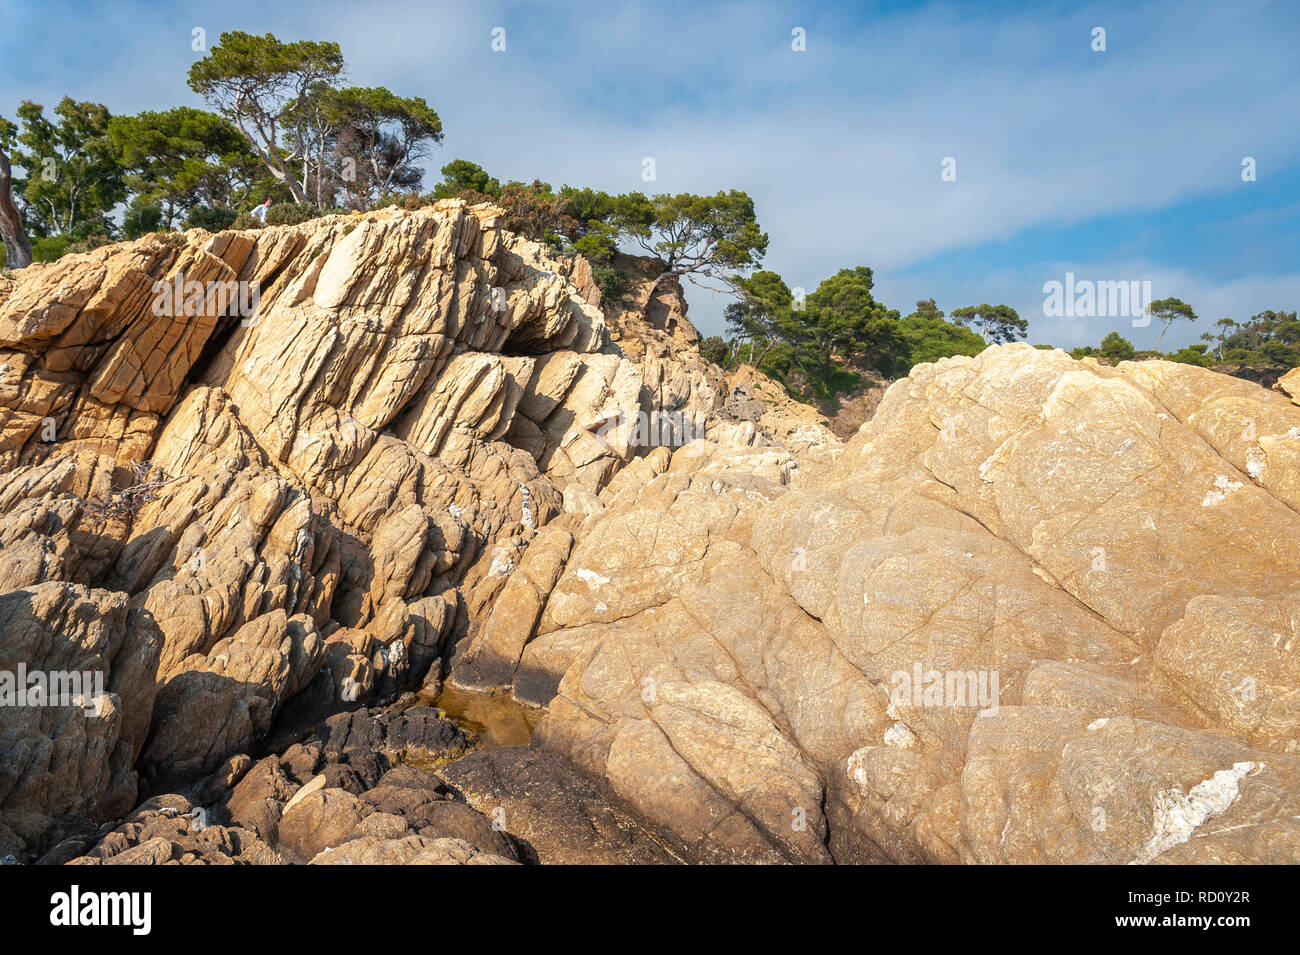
[1,204,1296,864]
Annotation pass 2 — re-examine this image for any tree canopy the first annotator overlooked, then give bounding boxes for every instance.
[284,85,443,208]
[612,190,768,290]
[1098,330,1135,363]
[950,303,1028,345]
[800,267,905,375]
[725,270,793,366]
[898,300,987,365]
[1147,296,1197,350]
[188,31,345,202]
[432,159,501,199]
[9,98,124,239]
[108,106,259,228]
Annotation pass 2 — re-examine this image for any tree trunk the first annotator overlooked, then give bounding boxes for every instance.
[0,149,33,269]
[235,116,308,203]
[648,269,680,291]
[316,139,326,206]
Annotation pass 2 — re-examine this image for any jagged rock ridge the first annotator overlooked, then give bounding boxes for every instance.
[1,204,1297,864]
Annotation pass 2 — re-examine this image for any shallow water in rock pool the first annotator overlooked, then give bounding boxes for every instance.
[407,684,543,749]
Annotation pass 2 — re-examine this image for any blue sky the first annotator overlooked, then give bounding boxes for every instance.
[2,0,1297,349]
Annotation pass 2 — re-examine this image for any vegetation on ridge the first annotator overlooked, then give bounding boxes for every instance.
[0,30,1294,407]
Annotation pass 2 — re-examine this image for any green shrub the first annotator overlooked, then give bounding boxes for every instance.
[1167,344,1213,367]
[266,202,328,226]
[807,366,863,404]
[897,311,986,366]
[1260,341,1300,367]
[122,199,163,239]
[29,237,67,263]
[573,230,617,262]
[699,336,728,366]
[1098,331,1135,363]
[31,234,100,262]
[375,192,435,212]
[185,206,240,232]
[591,263,630,302]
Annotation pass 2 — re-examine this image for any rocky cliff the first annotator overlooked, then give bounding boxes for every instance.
[0,203,1297,865]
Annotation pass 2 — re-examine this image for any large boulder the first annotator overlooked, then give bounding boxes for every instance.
[517,346,1300,863]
